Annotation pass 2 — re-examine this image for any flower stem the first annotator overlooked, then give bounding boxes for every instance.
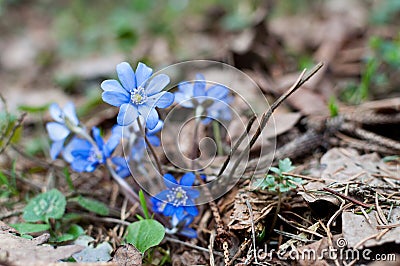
[212,120,224,156]
[136,118,163,175]
[191,117,201,170]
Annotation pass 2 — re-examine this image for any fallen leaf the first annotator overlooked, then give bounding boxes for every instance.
[0,231,84,266]
[72,235,113,263]
[320,148,396,185]
[111,244,142,266]
[342,209,400,249]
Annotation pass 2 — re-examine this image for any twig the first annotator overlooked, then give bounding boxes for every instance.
[245,199,258,264]
[209,231,216,266]
[226,239,251,266]
[227,63,323,180]
[277,214,324,238]
[165,236,224,257]
[323,187,372,208]
[218,114,257,177]
[376,223,400,229]
[0,112,27,154]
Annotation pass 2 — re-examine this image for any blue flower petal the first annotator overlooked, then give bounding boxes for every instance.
[92,127,104,149]
[193,74,206,97]
[63,138,90,163]
[153,190,170,202]
[71,149,91,158]
[104,134,119,157]
[117,103,139,126]
[46,122,70,141]
[147,120,163,135]
[138,104,159,130]
[71,159,91,172]
[85,162,98,172]
[102,91,129,107]
[116,62,136,91]
[206,85,229,100]
[185,205,199,216]
[50,140,64,160]
[63,102,79,126]
[146,135,160,146]
[163,203,175,216]
[179,172,196,186]
[155,92,174,108]
[101,79,129,94]
[163,173,178,189]
[180,227,197,238]
[174,92,194,108]
[175,206,184,221]
[185,188,200,199]
[146,74,170,96]
[178,81,194,96]
[49,103,63,123]
[135,62,153,87]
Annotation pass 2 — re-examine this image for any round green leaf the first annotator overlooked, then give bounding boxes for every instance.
[125,219,165,254]
[23,189,66,222]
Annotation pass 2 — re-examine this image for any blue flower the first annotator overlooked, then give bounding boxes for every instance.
[64,127,120,172]
[174,74,232,124]
[46,102,80,160]
[151,172,199,221]
[111,156,130,178]
[171,214,197,238]
[101,62,174,129]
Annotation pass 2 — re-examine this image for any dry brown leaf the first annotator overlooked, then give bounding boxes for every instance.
[320,148,395,185]
[296,234,343,266]
[228,188,274,231]
[0,231,84,266]
[111,244,142,266]
[342,208,400,249]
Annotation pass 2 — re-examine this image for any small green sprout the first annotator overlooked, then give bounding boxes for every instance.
[255,158,303,192]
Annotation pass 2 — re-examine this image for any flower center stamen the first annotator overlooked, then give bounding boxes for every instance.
[131,87,147,105]
[166,187,188,207]
[88,149,103,163]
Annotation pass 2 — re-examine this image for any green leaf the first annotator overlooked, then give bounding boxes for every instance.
[71,196,109,216]
[23,189,66,222]
[328,96,339,117]
[63,167,75,191]
[67,224,85,239]
[52,233,75,243]
[139,190,150,219]
[10,223,50,234]
[18,104,50,113]
[278,158,295,173]
[269,167,281,175]
[125,219,165,254]
[278,183,291,192]
[383,155,399,162]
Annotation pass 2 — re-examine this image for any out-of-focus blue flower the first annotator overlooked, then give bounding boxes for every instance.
[112,119,163,163]
[151,172,199,221]
[65,127,119,172]
[111,156,130,178]
[46,102,80,160]
[174,74,232,124]
[101,62,174,129]
[171,214,197,238]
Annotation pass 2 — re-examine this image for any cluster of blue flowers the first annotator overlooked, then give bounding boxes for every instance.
[46,61,233,238]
